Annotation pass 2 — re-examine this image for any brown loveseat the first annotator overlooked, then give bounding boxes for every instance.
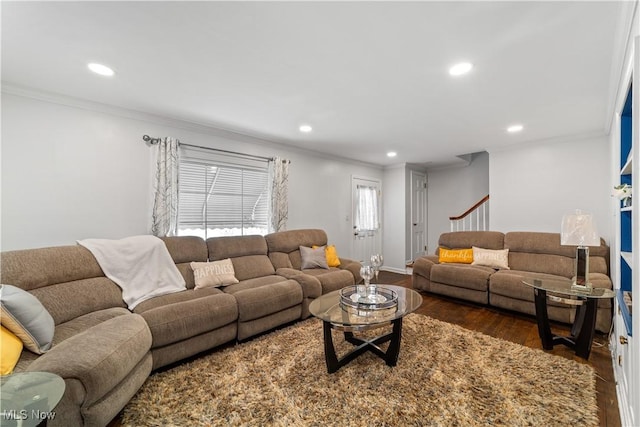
[412,231,612,333]
[0,229,360,426]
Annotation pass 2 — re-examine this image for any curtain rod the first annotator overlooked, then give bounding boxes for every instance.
[142,134,290,163]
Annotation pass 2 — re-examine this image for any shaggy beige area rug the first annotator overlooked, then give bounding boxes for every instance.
[122,314,598,426]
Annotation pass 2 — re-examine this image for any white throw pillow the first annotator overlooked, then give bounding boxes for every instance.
[191,259,239,289]
[471,247,510,270]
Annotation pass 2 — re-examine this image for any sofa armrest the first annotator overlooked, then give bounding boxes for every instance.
[26,314,152,407]
[276,268,322,299]
[412,255,439,292]
[338,257,362,283]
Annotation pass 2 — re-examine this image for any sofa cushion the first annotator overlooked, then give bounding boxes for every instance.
[489,270,547,302]
[28,277,126,326]
[300,246,329,269]
[490,270,612,309]
[13,308,133,373]
[53,307,134,343]
[504,232,609,276]
[300,268,355,294]
[134,292,238,348]
[430,263,494,292]
[207,235,269,259]
[1,245,127,325]
[191,259,239,289]
[490,271,587,306]
[161,236,209,264]
[207,235,276,280]
[161,236,209,289]
[438,231,505,251]
[132,287,222,312]
[222,275,291,295]
[232,280,303,322]
[231,255,278,281]
[0,245,105,291]
[0,284,55,354]
[275,268,323,299]
[265,229,329,270]
[508,252,574,278]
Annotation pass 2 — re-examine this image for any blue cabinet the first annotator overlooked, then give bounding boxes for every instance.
[619,86,633,336]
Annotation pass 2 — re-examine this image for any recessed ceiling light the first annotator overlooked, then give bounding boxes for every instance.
[299,124,312,133]
[88,63,115,76]
[507,124,524,133]
[387,151,397,158]
[449,62,473,76]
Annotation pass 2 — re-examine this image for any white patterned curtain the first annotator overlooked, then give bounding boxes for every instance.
[151,137,180,237]
[269,157,289,232]
[355,185,379,232]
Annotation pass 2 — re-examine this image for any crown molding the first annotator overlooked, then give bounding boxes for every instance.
[485,130,608,155]
[1,83,383,170]
[1,82,286,143]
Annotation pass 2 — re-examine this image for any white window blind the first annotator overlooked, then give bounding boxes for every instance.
[355,185,380,232]
[178,146,269,239]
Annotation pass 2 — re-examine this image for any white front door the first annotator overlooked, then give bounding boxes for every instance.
[410,170,428,260]
[352,176,382,264]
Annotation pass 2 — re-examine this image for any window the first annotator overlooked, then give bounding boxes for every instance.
[355,184,380,232]
[178,146,269,239]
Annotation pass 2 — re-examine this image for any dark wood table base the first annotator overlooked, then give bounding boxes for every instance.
[533,288,598,359]
[322,318,403,373]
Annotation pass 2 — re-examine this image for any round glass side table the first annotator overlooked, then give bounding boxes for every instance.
[0,371,65,427]
[522,277,614,359]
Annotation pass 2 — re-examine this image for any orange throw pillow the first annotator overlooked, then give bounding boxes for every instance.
[438,248,473,264]
[313,245,341,267]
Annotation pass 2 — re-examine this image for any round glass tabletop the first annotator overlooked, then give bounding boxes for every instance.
[522,277,615,299]
[0,371,65,427]
[309,284,423,327]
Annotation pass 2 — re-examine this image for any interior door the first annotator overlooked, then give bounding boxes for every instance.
[411,170,428,260]
[352,176,382,263]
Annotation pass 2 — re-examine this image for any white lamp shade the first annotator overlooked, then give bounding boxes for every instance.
[560,210,600,246]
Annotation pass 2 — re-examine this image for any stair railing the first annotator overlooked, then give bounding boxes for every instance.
[449,195,490,232]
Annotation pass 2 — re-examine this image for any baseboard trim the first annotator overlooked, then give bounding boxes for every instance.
[380,266,409,275]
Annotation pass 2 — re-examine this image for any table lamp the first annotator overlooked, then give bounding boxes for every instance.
[560,210,600,292]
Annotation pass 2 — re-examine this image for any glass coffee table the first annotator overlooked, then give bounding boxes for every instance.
[522,277,614,359]
[309,284,422,373]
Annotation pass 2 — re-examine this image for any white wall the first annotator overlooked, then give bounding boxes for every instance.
[382,164,406,272]
[489,134,613,244]
[1,93,383,257]
[426,152,490,254]
[1,92,614,263]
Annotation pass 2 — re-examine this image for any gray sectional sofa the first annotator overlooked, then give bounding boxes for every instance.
[412,231,613,333]
[1,229,360,427]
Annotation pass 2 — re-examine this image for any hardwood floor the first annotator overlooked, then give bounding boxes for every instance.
[383,271,621,427]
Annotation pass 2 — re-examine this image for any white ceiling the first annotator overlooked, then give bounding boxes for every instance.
[1,1,628,167]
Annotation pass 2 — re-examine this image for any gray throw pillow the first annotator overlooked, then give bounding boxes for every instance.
[0,284,55,354]
[299,246,329,270]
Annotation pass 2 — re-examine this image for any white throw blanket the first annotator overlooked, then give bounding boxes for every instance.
[78,235,186,309]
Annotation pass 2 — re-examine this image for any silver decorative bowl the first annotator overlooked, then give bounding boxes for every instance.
[339,285,398,311]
